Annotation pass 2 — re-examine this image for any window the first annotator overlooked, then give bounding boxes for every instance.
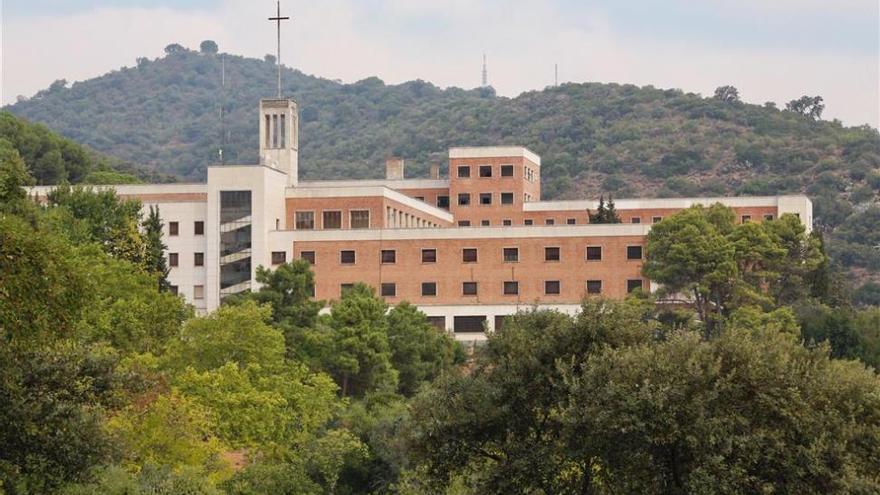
[457,166,471,178]
[169,253,179,267]
[500,192,514,204]
[194,252,204,267]
[422,248,437,263]
[567,218,576,225]
[586,280,602,294]
[381,283,396,297]
[169,285,178,295]
[458,193,471,206]
[381,249,396,264]
[458,220,471,227]
[421,282,437,296]
[427,316,446,330]
[454,316,485,333]
[481,220,490,226]
[545,219,555,225]
[503,247,519,262]
[415,196,424,201]
[502,219,512,226]
[494,315,508,331]
[503,281,519,295]
[741,215,751,223]
[462,248,478,263]
[462,281,478,295]
[501,165,514,177]
[479,193,492,205]
[627,246,643,260]
[295,211,314,230]
[524,219,534,225]
[350,210,370,229]
[545,280,561,295]
[340,250,356,264]
[631,217,641,224]
[627,279,644,293]
[300,251,315,264]
[545,247,560,261]
[437,196,450,208]
[652,216,663,223]
[479,165,492,178]
[194,221,204,235]
[169,221,179,236]
[341,283,354,294]
[764,214,774,221]
[323,210,342,229]
[586,246,602,261]
[271,251,286,265]
[194,285,205,300]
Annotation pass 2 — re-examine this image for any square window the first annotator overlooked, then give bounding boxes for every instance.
[169,285,179,295]
[340,250,356,264]
[627,279,644,293]
[194,221,204,235]
[479,193,492,205]
[545,247,560,261]
[458,220,471,227]
[503,247,519,262]
[652,216,663,223]
[462,281,478,295]
[295,211,315,230]
[586,280,602,294]
[169,221,179,236]
[194,252,204,267]
[545,280,561,295]
[300,251,316,264]
[422,249,437,263]
[501,192,514,204]
[457,166,471,178]
[501,165,514,177]
[323,210,342,229]
[586,246,602,261]
[271,251,286,265]
[350,210,370,229]
[381,283,396,297]
[503,281,519,295]
[381,249,396,264]
[627,246,643,260]
[631,217,641,224]
[458,193,471,206]
[169,252,179,267]
[741,215,752,223]
[422,282,437,296]
[194,285,204,299]
[502,219,512,226]
[462,248,478,263]
[567,218,576,225]
[437,196,450,208]
[341,283,354,294]
[545,219,555,225]
[481,220,490,226]
[524,219,534,226]
[764,214,774,221]
[479,165,492,177]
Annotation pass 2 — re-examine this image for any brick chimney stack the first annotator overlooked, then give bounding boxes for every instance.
[385,157,405,180]
[429,163,440,179]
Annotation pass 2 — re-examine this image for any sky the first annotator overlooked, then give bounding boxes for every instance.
[2,0,879,127]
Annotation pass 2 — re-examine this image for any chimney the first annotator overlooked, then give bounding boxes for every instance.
[429,163,440,179]
[385,157,405,180]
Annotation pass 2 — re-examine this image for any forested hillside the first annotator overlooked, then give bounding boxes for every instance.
[6,43,880,291]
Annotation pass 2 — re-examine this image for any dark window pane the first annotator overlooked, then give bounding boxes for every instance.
[454,315,485,333]
[437,196,450,208]
[381,249,396,264]
[271,251,286,265]
[422,249,437,263]
[545,280,560,294]
[381,283,396,297]
[503,247,519,262]
[194,252,204,267]
[545,219,555,225]
[627,279,644,293]
[503,281,519,295]
[462,248,478,263]
[567,218,576,225]
[427,316,445,330]
[462,281,478,295]
[169,253,178,267]
[501,165,514,177]
[494,315,508,331]
[479,165,492,177]
[194,221,204,235]
[340,250,356,264]
[631,217,641,224]
[300,251,315,264]
[524,219,533,225]
[586,246,602,261]
[586,280,602,294]
[545,247,560,261]
[458,220,471,227]
[479,193,492,205]
[169,222,179,236]
[458,193,471,206]
[503,219,512,226]
[323,210,342,229]
[481,220,490,226]
[501,192,514,204]
[457,166,470,178]
[627,246,643,260]
[421,282,437,296]
[295,211,314,229]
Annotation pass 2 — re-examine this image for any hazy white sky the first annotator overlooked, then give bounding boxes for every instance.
[2,0,878,126]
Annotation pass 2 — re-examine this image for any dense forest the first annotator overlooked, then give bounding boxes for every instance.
[2,134,880,493]
[6,42,880,296]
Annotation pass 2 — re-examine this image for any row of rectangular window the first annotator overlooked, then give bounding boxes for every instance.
[348,279,645,297]
[325,245,641,265]
[168,221,204,236]
[168,284,205,299]
[456,164,515,178]
[294,210,370,230]
[168,252,204,267]
[456,192,516,206]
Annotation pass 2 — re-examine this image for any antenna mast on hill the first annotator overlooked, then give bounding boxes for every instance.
[268,1,290,98]
[481,53,488,87]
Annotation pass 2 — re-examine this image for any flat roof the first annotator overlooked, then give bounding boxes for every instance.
[448,146,541,166]
[524,195,810,212]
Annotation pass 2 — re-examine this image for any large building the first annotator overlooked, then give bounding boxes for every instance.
[31,98,813,339]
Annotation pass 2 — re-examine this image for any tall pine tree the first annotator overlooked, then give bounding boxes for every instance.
[142,205,170,291]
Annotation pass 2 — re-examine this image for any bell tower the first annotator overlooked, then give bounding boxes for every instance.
[259,98,299,186]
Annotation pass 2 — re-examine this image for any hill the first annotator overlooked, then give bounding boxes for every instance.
[5,44,880,294]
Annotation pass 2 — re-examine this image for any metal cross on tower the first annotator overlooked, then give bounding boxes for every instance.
[268,1,290,98]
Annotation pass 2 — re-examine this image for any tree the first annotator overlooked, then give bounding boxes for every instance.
[713,85,740,103]
[785,95,824,120]
[142,205,170,291]
[164,43,186,55]
[588,194,621,224]
[263,54,277,64]
[199,40,219,54]
[0,139,36,219]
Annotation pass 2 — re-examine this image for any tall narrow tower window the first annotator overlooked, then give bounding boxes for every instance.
[271,114,279,148]
[265,115,271,148]
[279,114,286,148]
